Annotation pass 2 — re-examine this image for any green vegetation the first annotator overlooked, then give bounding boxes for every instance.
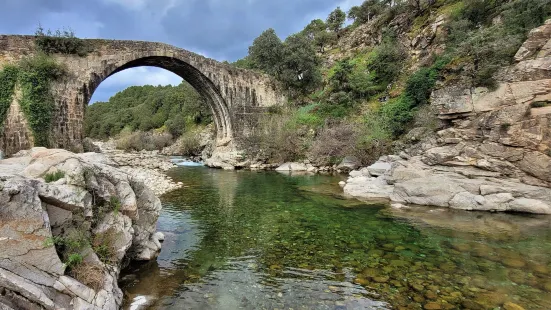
[92,230,117,265]
[0,53,65,147]
[231,0,551,166]
[0,65,19,128]
[85,82,211,141]
[44,170,65,183]
[65,253,83,268]
[35,26,91,56]
[18,54,66,146]
[110,196,121,215]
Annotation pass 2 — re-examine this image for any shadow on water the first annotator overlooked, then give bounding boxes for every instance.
[120,167,551,310]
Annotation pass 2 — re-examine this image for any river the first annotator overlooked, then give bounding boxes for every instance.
[120,166,551,309]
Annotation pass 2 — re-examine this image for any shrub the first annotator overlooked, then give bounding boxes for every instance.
[18,53,66,146]
[109,196,121,215]
[178,130,203,156]
[115,131,173,151]
[405,57,450,107]
[92,230,117,265]
[243,113,310,163]
[379,97,415,137]
[0,65,19,128]
[366,32,406,88]
[35,26,91,56]
[65,253,83,268]
[70,263,104,291]
[44,170,65,183]
[308,122,358,166]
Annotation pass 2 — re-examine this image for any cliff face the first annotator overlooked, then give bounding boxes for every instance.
[342,19,551,214]
[0,148,164,309]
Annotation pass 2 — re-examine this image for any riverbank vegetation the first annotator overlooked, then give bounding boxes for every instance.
[235,0,551,165]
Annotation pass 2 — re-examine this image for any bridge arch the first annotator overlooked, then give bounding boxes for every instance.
[85,55,233,144]
[0,35,286,157]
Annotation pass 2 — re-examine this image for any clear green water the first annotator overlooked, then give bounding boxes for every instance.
[120,167,551,310]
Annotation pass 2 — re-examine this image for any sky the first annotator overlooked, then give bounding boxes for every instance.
[0,0,363,103]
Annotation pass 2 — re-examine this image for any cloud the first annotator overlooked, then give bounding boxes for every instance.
[0,0,360,99]
[90,67,182,103]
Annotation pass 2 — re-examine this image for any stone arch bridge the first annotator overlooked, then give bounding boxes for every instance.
[0,35,286,162]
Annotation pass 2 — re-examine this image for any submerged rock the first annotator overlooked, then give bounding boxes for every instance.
[0,148,164,310]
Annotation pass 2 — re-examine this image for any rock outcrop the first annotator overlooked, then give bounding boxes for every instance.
[343,20,551,215]
[0,148,164,309]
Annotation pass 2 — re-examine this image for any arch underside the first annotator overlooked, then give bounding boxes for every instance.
[89,56,233,143]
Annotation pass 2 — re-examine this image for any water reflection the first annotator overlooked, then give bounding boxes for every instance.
[121,167,551,309]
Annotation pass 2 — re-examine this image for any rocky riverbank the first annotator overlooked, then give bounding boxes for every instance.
[342,21,551,215]
[93,140,182,196]
[0,148,164,310]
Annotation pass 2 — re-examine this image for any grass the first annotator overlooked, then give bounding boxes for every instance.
[44,170,65,183]
[110,196,121,215]
[92,229,118,265]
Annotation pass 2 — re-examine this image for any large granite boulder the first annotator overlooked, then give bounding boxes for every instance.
[0,148,164,309]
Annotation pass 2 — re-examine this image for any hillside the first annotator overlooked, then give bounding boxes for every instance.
[233,0,551,166]
[84,82,211,140]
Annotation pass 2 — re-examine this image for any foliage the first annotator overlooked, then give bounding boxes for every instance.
[35,26,91,56]
[248,28,284,77]
[92,230,117,265]
[177,130,203,156]
[404,56,450,107]
[302,19,335,52]
[0,65,19,128]
[232,56,253,69]
[85,82,210,140]
[348,0,385,24]
[327,7,347,32]
[379,97,416,137]
[17,53,66,146]
[242,112,312,163]
[110,196,121,215]
[279,34,323,95]
[365,33,406,88]
[65,253,83,268]
[445,0,551,88]
[44,170,65,183]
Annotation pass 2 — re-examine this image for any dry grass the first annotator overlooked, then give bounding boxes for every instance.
[70,263,105,291]
[115,131,173,151]
[308,122,357,166]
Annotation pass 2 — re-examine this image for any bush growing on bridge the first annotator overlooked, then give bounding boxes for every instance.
[0,53,66,147]
[34,26,91,56]
[0,65,19,128]
[18,53,66,147]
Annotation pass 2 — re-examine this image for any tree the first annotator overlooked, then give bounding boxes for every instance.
[303,19,327,39]
[302,19,335,52]
[248,28,284,76]
[315,31,337,53]
[327,7,346,32]
[348,0,384,24]
[279,34,322,94]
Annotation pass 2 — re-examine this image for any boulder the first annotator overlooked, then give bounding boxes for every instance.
[0,148,164,309]
[337,156,361,173]
[275,162,308,172]
[366,162,391,177]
